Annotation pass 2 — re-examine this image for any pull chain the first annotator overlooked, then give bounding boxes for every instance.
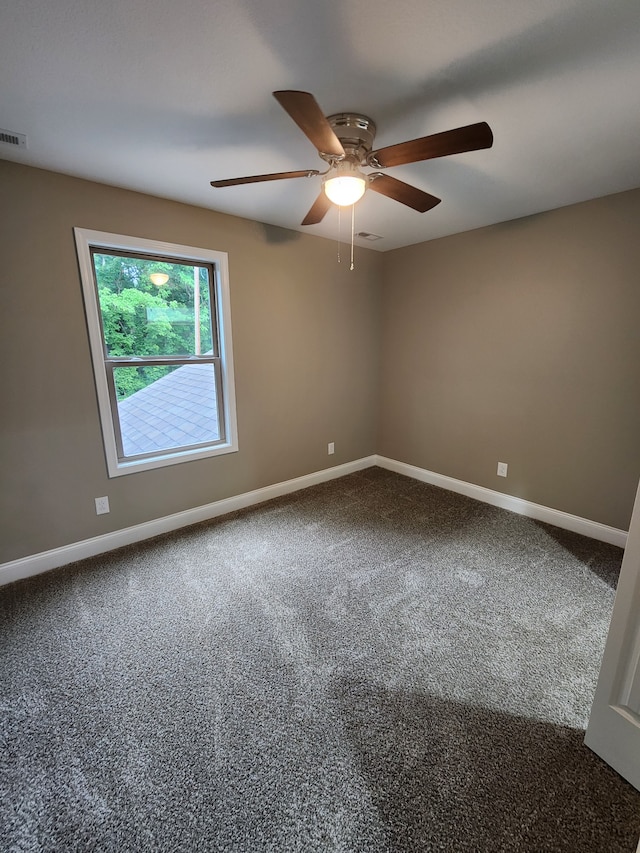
[336,205,356,270]
[350,204,355,271]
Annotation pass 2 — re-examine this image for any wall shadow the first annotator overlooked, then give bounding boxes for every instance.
[259,223,302,245]
[337,679,640,852]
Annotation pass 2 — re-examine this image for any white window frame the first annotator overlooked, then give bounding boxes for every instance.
[74,228,238,477]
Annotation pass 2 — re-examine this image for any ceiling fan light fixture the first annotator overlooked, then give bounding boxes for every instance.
[323,162,367,206]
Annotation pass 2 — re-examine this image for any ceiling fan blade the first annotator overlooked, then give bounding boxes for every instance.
[368,174,441,212]
[211,169,319,188]
[273,91,346,158]
[368,122,493,169]
[301,192,333,226]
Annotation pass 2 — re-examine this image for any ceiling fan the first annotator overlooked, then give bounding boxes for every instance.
[211,91,494,226]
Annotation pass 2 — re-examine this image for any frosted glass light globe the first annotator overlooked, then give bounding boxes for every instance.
[324,174,366,206]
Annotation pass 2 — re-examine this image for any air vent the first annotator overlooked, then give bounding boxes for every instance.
[356,231,382,241]
[0,129,27,149]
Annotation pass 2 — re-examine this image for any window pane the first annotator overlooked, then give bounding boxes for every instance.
[115,363,221,458]
[92,253,214,357]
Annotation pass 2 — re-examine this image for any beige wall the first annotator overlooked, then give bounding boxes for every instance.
[379,189,640,530]
[2,160,639,564]
[0,161,382,562]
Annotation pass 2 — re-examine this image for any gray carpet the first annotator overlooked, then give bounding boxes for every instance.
[1,467,639,852]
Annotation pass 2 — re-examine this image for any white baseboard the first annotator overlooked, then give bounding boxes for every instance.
[1,453,627,587]
[0,456,376,587]
[374,455,628,549]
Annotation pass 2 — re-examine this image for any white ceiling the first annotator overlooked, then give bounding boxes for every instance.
[2,0,639,251]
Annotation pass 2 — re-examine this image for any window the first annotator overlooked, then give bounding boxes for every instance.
[74,229,237,477]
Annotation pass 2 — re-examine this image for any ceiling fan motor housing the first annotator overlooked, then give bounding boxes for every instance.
[325,113,376,164]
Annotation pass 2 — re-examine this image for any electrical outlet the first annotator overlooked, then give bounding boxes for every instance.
[95,496,110,515]
[328,442,335,455]
[497,462,508,478]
